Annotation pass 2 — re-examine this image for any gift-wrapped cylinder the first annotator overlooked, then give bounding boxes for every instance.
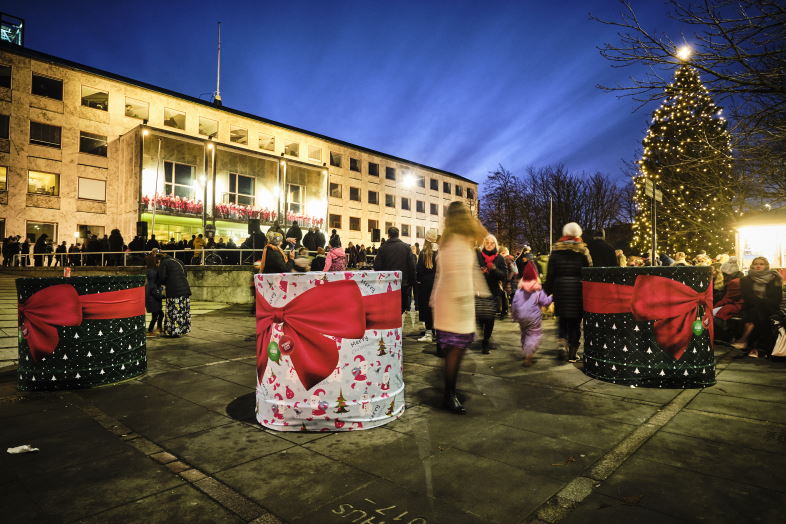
[16,276,148,391]
[581,266,715,388]
[255,271,405,431]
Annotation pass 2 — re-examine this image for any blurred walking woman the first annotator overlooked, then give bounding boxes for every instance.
[431,202,490,414]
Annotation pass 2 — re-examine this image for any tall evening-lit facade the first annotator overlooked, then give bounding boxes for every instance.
[0,42,477,247]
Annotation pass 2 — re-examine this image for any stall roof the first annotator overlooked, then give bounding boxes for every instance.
[736,206,786,227]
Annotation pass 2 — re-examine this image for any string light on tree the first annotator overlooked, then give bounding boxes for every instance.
[632,51,735,257]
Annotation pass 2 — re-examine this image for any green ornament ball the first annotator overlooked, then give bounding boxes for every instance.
[691,318,704,336]
[267,341,281,363]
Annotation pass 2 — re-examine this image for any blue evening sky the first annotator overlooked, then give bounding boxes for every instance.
[13,1,689,184]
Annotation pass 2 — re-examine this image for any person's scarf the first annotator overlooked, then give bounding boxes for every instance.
[481,248,498,267]
[259,244,283,272]
[748,269,779,299]
[558,235,582,243]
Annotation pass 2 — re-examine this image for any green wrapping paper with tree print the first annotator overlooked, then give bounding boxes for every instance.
[581,266,715,388]
[16,276,147,391]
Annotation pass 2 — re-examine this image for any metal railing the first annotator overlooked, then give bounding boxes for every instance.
[8,248,377,268]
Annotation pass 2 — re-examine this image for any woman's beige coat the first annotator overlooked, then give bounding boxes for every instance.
[431,235,491,334]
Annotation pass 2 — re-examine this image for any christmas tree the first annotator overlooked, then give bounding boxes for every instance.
[377,338,387,356]
[632,61,735,257]
[334,389,349,414]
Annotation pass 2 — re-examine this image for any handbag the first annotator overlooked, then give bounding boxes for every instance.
[475,294,497,321]
[772,328,786,357]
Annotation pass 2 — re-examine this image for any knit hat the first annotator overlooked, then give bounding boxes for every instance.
[562,222,582,238]
[425,228,438,243]
[521,261,539,282]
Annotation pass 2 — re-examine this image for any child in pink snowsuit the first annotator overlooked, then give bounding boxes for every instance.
[511,261,553,366]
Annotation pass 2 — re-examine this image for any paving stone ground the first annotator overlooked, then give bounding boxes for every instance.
[1,273,785,523]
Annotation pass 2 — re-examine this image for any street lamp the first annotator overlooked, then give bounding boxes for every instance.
[676,45,692,61]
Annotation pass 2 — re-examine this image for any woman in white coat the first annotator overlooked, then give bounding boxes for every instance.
[431,201,490,414]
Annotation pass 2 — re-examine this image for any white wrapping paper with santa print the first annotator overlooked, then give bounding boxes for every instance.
[255,271,405,431]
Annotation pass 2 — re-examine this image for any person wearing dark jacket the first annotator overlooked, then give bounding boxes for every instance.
[302,227,317,252]
[585,229,617,268]
[477,234,508,353]
[145,254,164,335]
[314,229,326,250]
[55,241,68,267]
[259,231,293,274]
[108,229,124,266]
[416,229,439,345]
[733,256,783,358]
[544,222,592,362]
[156,253,192,337]
[145,235,160,251]
[33,234,48,267]
[285,221,303,248]
[310,246,326,272]
[374,227,416,314]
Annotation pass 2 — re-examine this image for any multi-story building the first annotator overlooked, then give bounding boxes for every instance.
[0,40,477,249]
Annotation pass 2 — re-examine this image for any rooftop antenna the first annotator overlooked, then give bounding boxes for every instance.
[213,22,222,107]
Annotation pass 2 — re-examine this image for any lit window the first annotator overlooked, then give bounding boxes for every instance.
[287,183,304,213]
[30,121,61,148]
[164,108,186,130]
[81,86,108,111]
[199,117,218,137]
[164,161,195,199]
[227,173,255,206]
[28,170,59,196]
[284,142,299,157]
[230,126,248,145]
[79,131,108,156]
[259,133,275,151]
[31,74,62,100]
[125,97,148,120]
[0,166,6,190]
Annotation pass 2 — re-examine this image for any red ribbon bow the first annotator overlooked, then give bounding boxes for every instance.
[583,275,713,360]
[256,279,401,390]
[18,284,146,361]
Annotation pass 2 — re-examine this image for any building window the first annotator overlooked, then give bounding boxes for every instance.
[284,142,299,157]
[199,117,218,137]
[77,224,104,239]
[349,217,361,231]
[164,108,185,130]
[368,162,379,176]
[81,86,108,111]
[308,145,322,162]
[29,121,61,148]
[28,170,59,196]
[164,161,195,199]
[401,224,410,237]
[0,64,10,88]
[0,166,7,191]
[330,151,342,168]
[367,218,378,233]
[430,203,438,215]
[385,222,394,233]
[430,178,438,191]
[79,131,108,156]
[467,187,474,200]
[259,133,275,151]
[287,183,304,213]
[416,200,425,213]
[455,185,463,197]
[125,97,148,120]
[401,197,410,211]
[385,194,395,208]
[329,182,342,198]
[227,173,255,206]
[443,181,451,194]
[77,177,106,201]
[27,221,58,243]
[0,114,8,139]
[416,175,425,188]
[31,73,62,100]
[416,225,425,239]
[385,167,396,180]
[230,126,248,145]
[349,187,360,201]
[349,157,360,172]
[368,190,379,205]
[329,214,342,229]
